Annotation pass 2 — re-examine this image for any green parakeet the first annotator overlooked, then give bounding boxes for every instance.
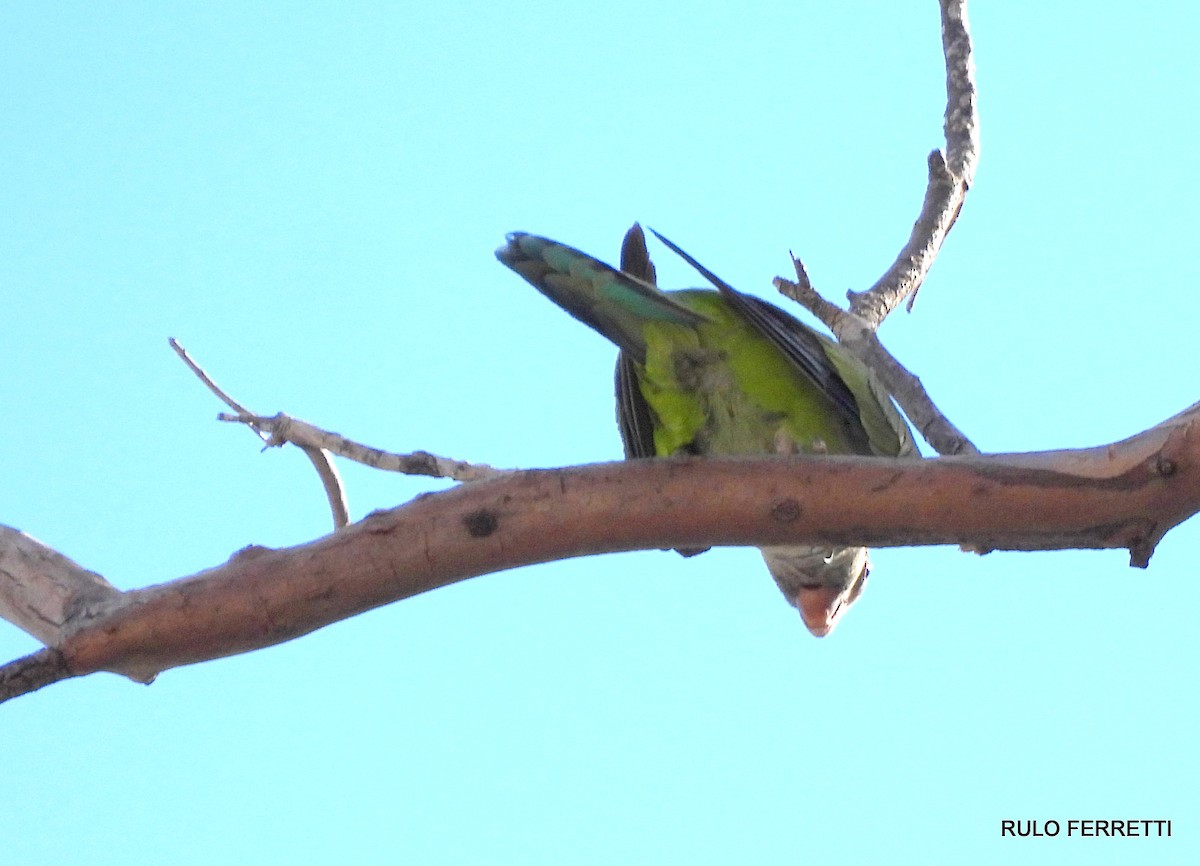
[496,225,917,636]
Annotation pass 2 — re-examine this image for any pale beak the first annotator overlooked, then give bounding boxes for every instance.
[793,584,848,638]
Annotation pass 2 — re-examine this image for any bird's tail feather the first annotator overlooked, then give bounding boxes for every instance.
[497,232,704,359]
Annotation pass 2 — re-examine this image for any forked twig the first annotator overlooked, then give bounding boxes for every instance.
[169,338,262,435]
[170,338,349,525]
[218,412,504,484]
[171,340,503,528]
[775,0,979,456]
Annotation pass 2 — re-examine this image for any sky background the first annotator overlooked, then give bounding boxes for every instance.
[2,2,1197,863]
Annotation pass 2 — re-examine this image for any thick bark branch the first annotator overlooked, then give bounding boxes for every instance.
[4,402,1198,703]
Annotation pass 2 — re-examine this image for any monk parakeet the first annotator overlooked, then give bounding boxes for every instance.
[496,226,916,636]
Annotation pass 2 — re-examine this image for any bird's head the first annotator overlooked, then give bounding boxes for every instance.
[760,546,871,637]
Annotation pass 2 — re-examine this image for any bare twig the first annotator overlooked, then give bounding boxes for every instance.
[169,338,263,436]
[850,0,978,321]
[219,412,505,483]
[781,252,843,326]
[775,0,980,455]
[171,338,352,527]
[848,150,964,323]
[940,0,980,185]
[299,445,351,527]
[850,330,977,455]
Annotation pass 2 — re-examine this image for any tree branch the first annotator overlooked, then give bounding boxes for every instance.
[0,648,71,702]
[0,526,122,646]
[940,0,980,186]
[848,150,965,323]
[219,412,504,484]
[172,339,504,531]
[850,0,978,322]
[775,0,980,455]
[171,337,351,527]
[5,401,1199,703]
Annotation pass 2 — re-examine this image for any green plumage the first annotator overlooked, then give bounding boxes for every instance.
[496,226,917,636]
[636,289,876,457]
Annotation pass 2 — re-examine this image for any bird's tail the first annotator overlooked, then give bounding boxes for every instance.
[496,230,705,360]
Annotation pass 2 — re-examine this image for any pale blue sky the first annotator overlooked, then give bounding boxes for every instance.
[2,3,1197,864]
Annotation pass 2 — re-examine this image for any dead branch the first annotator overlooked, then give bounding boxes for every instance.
[4,401,1199,704]
[171,337,351,527]
[855,0,978,322]
[850,151,966,323]
[219,412,504,484]
[0,527,122,646]
[775,0,979,456]
[172,339,504,531]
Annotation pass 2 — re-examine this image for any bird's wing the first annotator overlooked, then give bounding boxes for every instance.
[648,230,870,451]
[615,224,709,555]
[613,224,663,460]
[822,348,919,457]
[615,350,658,459]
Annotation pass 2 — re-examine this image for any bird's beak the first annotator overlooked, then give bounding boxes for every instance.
[760,545,870,638]
[793,584,848,638]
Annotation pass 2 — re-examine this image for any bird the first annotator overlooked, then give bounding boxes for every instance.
[496,225,917,636]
